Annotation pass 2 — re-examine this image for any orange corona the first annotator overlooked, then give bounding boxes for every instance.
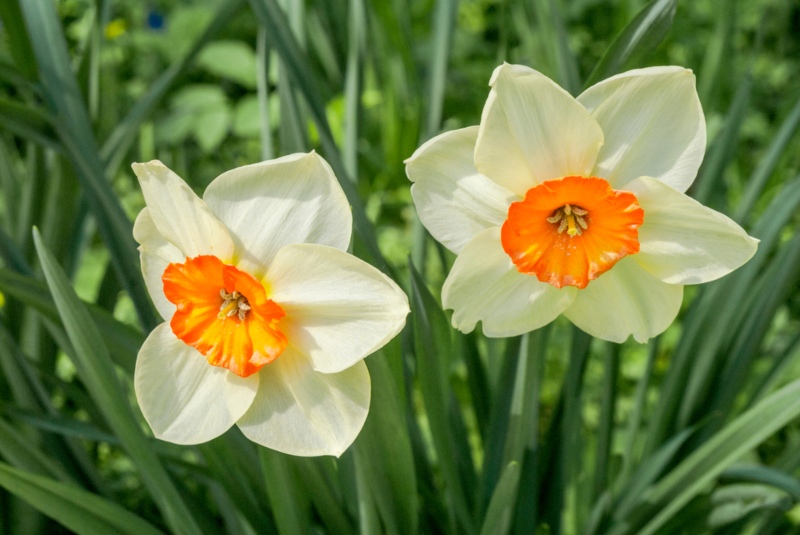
[162,255,287,377]
[501,176,644,289]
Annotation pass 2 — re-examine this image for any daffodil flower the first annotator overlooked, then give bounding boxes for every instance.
[132,153,409,456]
[406,64,758,343]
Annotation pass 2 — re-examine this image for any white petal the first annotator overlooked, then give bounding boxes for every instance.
[406,127,518,254]
[474,63,604,196]
[131,160,234,259]
[626,176,758,284]
[203,152,352,280]
[133,208,184,321]
[134,324,259,444]
[563,257,683,343]
[442,227,577,337]
[236,348,370,457]
[578,67,706,192]
[267,244,408,373]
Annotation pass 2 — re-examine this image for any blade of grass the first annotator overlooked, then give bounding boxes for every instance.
[33,230,202,535]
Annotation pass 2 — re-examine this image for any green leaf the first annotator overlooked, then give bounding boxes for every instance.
[0,97,59,150]
[480,462,520,535]
[32,230,202,535]
[0,0,38,80]
[0,462,164,535]
[409,260,473,532]
[720,465,800,502]
[0,419,73,483]
[100,0,245,175]
[353,352,419,535]
[248,0,386,270]
[19,0,156,329]
[617,378,800,535]
[734,92,800,223]
[259,448,311,535]
[583,0,677,88]
[0,268,143,374]
[196,40,258,88]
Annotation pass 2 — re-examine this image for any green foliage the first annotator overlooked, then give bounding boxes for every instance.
[0,0,799,533]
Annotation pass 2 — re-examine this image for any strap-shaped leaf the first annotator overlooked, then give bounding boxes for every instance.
[583,0,677,88]
[33,230,201,535]
[0,462,164,535]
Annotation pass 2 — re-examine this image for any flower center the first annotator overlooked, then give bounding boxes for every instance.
[547,203,589,237]
[500,176,644,289]
[162,255,287,377]
[218,289,251,321]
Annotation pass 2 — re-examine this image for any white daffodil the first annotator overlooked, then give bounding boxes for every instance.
[132,153,409,456]
[406,64,758,343]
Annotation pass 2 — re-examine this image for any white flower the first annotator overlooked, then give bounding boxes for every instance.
[406,64,757,343]
[132,152,409,456]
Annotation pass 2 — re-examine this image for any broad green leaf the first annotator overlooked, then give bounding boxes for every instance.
[33,230,201,535]
[196,40,258,88]
[583,0,677,88]
[0,462,164,535]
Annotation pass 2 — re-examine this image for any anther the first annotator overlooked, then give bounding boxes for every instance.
[218,289,251,321]
[551,204,589,237]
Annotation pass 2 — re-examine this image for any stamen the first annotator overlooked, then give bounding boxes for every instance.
[217,290,251,320]
[551,204,589,237]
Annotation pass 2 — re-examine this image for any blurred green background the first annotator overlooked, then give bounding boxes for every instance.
[1,0,800,533]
